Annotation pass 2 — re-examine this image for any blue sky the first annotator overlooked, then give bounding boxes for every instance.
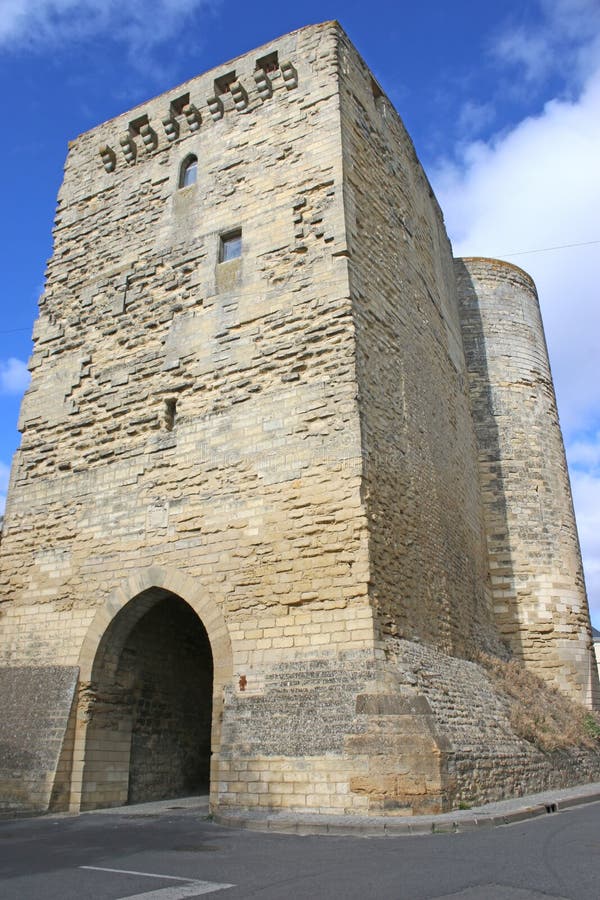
[1,0,599,624]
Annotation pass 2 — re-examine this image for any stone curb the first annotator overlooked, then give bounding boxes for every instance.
[213,784,600,837]
[4,785,600,830]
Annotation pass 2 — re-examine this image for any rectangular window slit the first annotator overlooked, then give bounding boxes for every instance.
[164,398,177,431]
[219,229,242,262]
[371,77,384,101]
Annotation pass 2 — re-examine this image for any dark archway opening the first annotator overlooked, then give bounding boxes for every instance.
[81,590,213,809]
[124,595,213,802]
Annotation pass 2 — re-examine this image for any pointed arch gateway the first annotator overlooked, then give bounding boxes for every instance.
[69,567,232,812]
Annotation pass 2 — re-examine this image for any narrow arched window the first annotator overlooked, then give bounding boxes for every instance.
[179,155,197,188]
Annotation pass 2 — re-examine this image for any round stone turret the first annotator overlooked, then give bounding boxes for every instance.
[455,257,599,707]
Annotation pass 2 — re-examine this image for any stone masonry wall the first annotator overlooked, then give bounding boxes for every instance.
[336,32,498,657]
[456,258,599,707]
[0,23,379,813]
[0,666,78,814]
[1,22,598,818]
[391,639,600,806]
[0,23,371,664]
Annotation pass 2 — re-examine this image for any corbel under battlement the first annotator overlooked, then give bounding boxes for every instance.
[98,52,298,173]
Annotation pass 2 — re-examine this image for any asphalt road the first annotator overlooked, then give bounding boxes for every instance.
[1,801,599,899]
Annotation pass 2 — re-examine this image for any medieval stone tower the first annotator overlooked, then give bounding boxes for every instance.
[1,22,598,818]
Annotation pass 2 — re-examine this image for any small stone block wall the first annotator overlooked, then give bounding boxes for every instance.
[0,666,78,813]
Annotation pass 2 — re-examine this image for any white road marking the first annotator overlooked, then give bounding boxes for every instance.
[80,866,193,881]
[117,882,233,899]
[79,865,234,898]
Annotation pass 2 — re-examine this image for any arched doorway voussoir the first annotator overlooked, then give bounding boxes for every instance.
[70,566,232,812]
[78,566,233,681]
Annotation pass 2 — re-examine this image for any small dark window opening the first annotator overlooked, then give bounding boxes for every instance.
[371,78,383,100]
[170,93,190,116]
[256,51,279,74]
[219,229,242,262]
[371,77,385,111]
[214,71,237,95]
[164,398,177,431]
[179,155,198,188]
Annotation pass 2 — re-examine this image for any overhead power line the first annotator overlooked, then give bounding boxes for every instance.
[1,239,598,338]
[501,239,600,258]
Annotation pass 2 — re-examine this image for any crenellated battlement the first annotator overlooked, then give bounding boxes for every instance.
[97,52,299,173]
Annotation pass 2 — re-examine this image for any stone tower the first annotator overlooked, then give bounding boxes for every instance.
[457,259,597,704]
[0,22,597,818]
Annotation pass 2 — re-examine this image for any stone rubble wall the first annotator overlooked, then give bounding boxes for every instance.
[336,31,498,658]
[218,652,375,814]
[0,666,78,813]
[393,639,600,806]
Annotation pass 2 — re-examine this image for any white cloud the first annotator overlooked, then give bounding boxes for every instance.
[0,0,218,55]
[570,467,600,625]
[0,461,9,517]
[434,68,600,436]
[0,357,30,396]
[457,101,496,139]
[493,28,552,85]
[492,0,600,88]
[566,428,600,626]
[567,432,600,470]
[432,5,600,626]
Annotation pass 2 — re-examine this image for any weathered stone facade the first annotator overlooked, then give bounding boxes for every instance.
[0,22,598,818]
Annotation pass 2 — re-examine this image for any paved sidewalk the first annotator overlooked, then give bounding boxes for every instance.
[83,795,210,816]
[14,782,600,837]
[214,781,600,836]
